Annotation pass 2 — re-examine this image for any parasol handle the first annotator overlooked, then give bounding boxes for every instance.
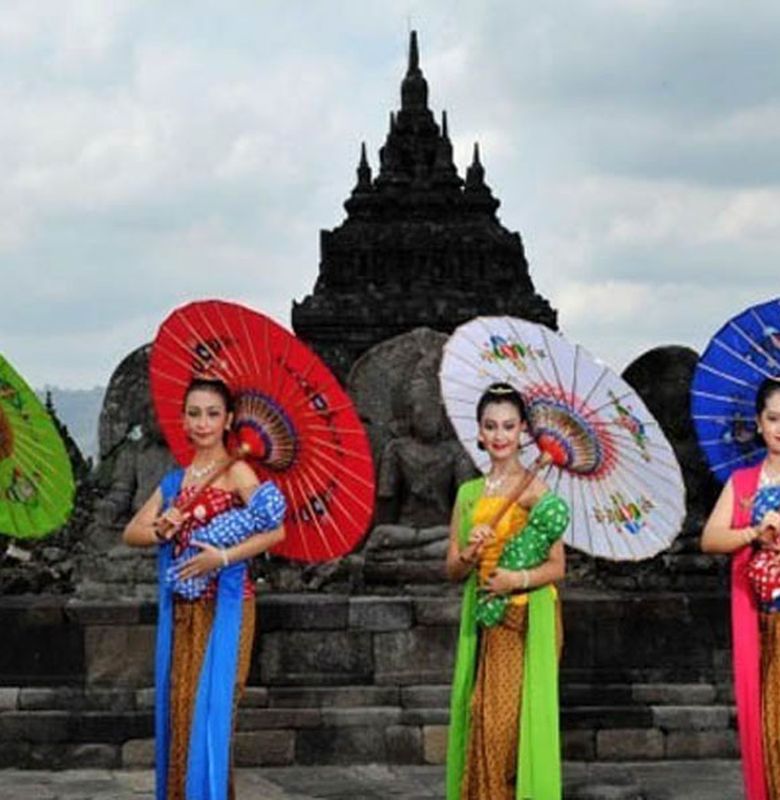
[488,451,553,530]
[157,442,251,533]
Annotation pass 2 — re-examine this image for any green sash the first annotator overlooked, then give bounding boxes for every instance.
[445,477,562,800]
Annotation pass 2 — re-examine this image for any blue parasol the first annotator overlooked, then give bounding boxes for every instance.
[691,297,780,483]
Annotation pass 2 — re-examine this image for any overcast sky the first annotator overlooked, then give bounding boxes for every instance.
[1,0,778,389]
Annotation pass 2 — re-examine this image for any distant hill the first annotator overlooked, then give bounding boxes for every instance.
[36,386,105,461]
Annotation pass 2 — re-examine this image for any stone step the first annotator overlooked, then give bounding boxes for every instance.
[1,681,727,712]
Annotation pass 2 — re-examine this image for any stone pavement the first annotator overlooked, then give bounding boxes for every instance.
[0,761,743,800]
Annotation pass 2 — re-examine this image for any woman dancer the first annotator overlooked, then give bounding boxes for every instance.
[445,382,569,800]
[702,377,780,800]
[123,378,285,800]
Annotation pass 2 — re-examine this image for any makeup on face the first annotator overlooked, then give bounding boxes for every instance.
[183,389,230,445]
[759,391,780,453]
[478,401,524,456]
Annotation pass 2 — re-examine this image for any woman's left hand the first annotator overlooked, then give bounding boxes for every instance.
[177,541,225,580]
[484,567,521,597]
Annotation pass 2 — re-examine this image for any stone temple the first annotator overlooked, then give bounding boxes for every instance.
[0,30,738,784]
[292,30,557,380]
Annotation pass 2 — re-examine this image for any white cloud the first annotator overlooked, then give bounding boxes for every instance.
[1,0,780,392]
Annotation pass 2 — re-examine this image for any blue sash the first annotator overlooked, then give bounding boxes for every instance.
[155,469,248,800]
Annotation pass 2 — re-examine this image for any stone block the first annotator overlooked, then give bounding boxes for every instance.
[268,685,399,708]
[122,738,155,767]
[632,683,716,705]
[348,597,412,631]
[257,630,373,686]
[65,711,152,743]
[423,725,448,764]
[237,708,321,730]
[563,706,653,730]
[596,728,664,760]
[413,598,461,627]
[665,729,739,758]
[385,724,422,763]
[373,627,456,685]
[234,730,295,766]
[135,688,154,709]
[364,562,446,586]
[240,687,269,707]
[22,743,70,770]
[67,743,119,769]
[0,687,18,710]
[296,725,387,764]
[259,594,348,631]
[18,687,136,712]
[64,600,141,625]
[320,707,401,727]
[652,705,731,731]
[562,683,632,706]
[18,687,81,711]
[0,598,84,685]
[84,625,155,687]
[0,711,70,743]
[401,708,449,725]
[562,729,596,760]
[0,739,30,768]
[401,685,450,708]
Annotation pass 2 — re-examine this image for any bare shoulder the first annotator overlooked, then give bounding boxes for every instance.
[228,460,259,489]
[529,475,552,506]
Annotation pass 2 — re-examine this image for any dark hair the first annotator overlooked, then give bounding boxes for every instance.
[756,377,780,416]
[476,383,527,450]
[183,378,234,414]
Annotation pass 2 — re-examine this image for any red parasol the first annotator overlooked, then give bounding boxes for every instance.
[149,299,375,563]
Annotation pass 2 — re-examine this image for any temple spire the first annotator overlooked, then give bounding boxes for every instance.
[433,110,461,190]
[408,30,420,74]
[401,29,429,111]
[465,142,499,215]
[466,143,485,188]
[354,142,372,192]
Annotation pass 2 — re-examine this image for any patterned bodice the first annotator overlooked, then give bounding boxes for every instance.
[173,485,252,599]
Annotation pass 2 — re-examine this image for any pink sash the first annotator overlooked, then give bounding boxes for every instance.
[732,463,768,800]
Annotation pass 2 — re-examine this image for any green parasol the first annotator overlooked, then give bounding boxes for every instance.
[0,354,75,539]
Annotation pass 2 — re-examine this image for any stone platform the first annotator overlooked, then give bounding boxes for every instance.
[0,590,737,769]
[0,761,745,800]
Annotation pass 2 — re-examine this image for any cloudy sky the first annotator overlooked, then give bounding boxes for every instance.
[1,0,778,390]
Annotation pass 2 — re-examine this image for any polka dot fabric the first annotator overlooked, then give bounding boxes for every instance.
[748,486,780,611]
[476,493,570,627]
[169,482,286,600]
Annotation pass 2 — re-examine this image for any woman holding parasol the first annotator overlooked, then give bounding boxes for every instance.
[123,376,286,800]
[441,316,686,800]
[124,298,376,800]
[445,382,568,799]
[693,298,780,800]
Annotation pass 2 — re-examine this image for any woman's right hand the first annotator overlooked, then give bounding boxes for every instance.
[758,511,780,550]
[460,524,493,563]
[153,507,189,542]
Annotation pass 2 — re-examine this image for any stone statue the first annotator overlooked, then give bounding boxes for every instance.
[375,350,474,527]
[76,345,175,598]
[90,344,175,544]
[344,328,477,592]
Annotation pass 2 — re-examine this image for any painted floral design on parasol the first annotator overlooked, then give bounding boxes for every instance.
[0,354,75,539]
[440,317,686,560]
[691,297,780,483]
[149,299,375,563]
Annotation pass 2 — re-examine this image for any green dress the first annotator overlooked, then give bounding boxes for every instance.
[446,477,568,800]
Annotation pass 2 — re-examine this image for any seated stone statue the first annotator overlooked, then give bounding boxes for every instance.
[375,363,474,529]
